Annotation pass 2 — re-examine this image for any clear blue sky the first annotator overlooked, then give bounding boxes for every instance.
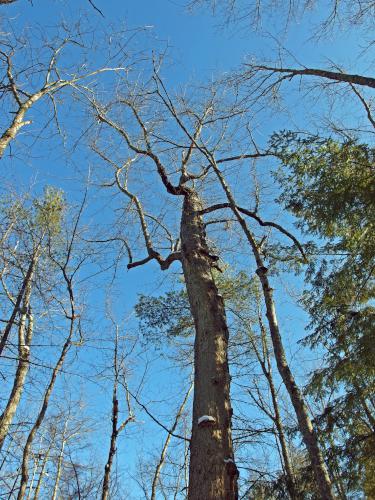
[1,1,371,498]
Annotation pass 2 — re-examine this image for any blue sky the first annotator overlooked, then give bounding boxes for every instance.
[0,0,372,498]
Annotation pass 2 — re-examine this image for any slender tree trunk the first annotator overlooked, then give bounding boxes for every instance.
[151,382,193,500]
[102,327,135,500]
[51,440,65,500]
[33,443,51,500]
[26,456,38,500]
[247,317,298,499]
[0,288,34,450]
[255,315,298,499]
[17,330,73,499]
[51,424,68,500]
[267,360,298,499]
[0,255,36,357]
[255,263,334,500]
[211,164,335,499]
[181,190,238,500]
[101,388,119,500]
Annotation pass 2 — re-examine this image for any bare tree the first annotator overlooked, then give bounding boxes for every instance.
[188,0,375,32]
[150,380,193,500]
[16,198,86,499]
[101,325,135,500]
[90,68,335,498]
[201,155,335,499]
[0,189,64,449]
[0,29,125,159]
[92,81,241,499]
[0,0,104,16]
[242,64,375,90]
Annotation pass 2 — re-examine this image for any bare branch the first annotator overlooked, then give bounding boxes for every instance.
[349,83,375,130]
[246,64,375,89]
[198,202,307,261]
[128,389,190,442]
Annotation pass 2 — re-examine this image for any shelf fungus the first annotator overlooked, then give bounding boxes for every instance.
[197,415,216,427]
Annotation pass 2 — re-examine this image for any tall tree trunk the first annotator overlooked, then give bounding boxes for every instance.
[51,423,68,500]
[33,442,52,500]
[181,190,238,500]
[101,326,135,500]
[266,356,298,499]
[255,263,334,500]
[253,316,298,499]
[101,388,119,500]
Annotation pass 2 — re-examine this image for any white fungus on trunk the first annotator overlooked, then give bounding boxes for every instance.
[197,415,216,425]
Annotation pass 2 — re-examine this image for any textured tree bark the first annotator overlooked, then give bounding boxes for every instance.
[181,190,238,500]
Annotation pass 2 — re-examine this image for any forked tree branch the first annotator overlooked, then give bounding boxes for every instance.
[199,203,307,261]
[93,147,181,271]
[94,103,187,196]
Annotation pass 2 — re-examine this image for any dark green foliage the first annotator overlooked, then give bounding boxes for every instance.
[135,290,193,343]
[135,271,257,344]
[273,131,375,496]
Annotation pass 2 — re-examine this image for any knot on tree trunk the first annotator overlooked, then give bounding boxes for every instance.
[256,266,268,276]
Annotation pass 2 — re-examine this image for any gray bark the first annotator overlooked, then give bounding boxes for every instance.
[17,325,74,499]
[34,443,52,500]
[251,65,375,89]
[255,319,298,499]
[256,264,334,500]
[210,163,334,499]
[0,253,36,450]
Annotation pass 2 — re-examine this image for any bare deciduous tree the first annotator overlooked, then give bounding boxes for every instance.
[0,30,125,159]
[90,67,335,498]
